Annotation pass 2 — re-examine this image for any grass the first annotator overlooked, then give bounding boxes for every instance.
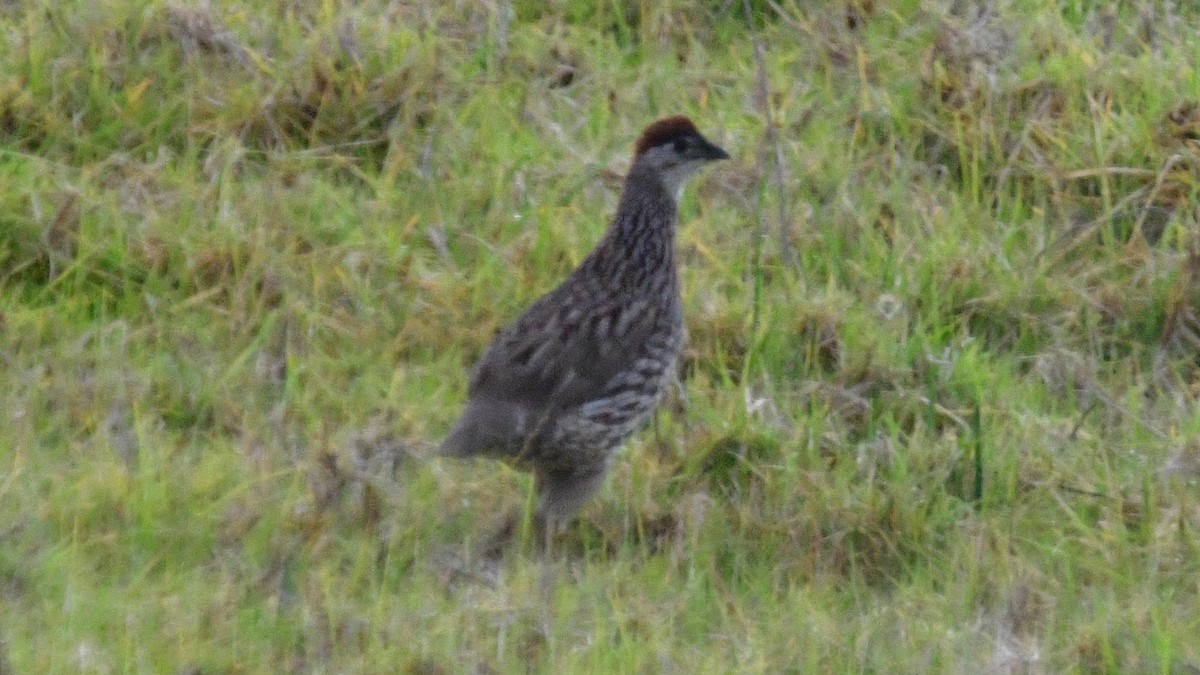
[1,0,1199,671]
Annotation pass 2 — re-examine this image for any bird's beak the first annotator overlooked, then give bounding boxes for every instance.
[699,136,730,161]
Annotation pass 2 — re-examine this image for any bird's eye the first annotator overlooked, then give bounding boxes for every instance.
[673,137,688,152]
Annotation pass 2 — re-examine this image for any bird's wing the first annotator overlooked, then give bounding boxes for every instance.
[466,288,659,411]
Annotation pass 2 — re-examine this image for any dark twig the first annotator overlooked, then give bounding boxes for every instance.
[743,0,795,271]
[1067,400,1100,441]
[971,401,984,510]
[1056,483,1107,499]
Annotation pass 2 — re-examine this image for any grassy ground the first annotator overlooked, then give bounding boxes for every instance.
[2,0,1199,671]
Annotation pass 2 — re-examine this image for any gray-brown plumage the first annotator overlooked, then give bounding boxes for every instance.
[443,116,729,539]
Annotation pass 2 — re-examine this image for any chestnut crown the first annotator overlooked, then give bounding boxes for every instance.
[634,115,729,161]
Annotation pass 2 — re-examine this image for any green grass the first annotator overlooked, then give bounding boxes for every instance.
[2,0,1199,671]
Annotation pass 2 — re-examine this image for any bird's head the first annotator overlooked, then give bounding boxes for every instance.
[632,116,729,200]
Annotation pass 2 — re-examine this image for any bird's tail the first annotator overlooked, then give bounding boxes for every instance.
[440,400,526,459]
[439,419,477,458]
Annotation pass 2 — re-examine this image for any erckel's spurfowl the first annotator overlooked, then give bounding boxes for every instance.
[443,116,729,540]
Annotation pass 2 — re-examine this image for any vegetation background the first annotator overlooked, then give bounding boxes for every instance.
[2,0,1198,671]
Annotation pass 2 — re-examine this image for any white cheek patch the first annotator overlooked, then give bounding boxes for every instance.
[660,162,703,202]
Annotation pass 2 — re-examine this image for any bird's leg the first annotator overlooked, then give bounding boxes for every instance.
[476,463,601,558]
[532,463,609,551]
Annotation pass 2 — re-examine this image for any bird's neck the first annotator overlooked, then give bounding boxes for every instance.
[598,173,678,289]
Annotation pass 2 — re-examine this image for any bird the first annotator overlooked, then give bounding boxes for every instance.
[442,116,729,546]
